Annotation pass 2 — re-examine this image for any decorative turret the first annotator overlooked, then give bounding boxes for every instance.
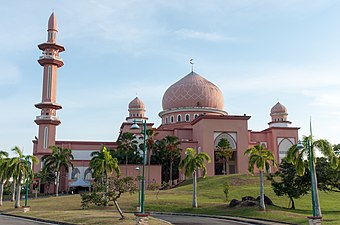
[34,13,65,153]
[268,102,292,127]
[126,97,148,122]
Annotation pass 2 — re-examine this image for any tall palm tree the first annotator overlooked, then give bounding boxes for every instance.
[244,144,277,211]
[163,135,182,186]
[10,146,38,208]
[90,146,120,185]
[287,136,336,175]
[0,150,9,206]
[215,138,233,175]
[41,146,74,197]
[117,132,138,176]
[179,148,211,208]
[145,129,158,187]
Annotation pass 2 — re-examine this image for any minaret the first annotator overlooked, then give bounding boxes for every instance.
[126,97,148,122]
[268,102,292,128]
[34,13,65,153]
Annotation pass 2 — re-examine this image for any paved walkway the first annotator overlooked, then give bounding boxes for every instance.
[0,214,56,225]
[152,214,255,225]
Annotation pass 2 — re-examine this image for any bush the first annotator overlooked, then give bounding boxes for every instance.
[223,182,230,201]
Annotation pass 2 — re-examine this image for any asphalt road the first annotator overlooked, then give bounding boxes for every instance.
[152,214,254,225]
[0,215,55,225]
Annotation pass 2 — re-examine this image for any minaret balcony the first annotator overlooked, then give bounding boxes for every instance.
[38,56,64,67]
[35,115,61,125]
[39,53,62,61]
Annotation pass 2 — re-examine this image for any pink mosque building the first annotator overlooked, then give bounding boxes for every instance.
[32,13,299,193]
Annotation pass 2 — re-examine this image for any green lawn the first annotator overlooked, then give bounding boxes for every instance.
[1,174,339,224]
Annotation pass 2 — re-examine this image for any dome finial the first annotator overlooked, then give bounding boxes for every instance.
[189,58,194,72]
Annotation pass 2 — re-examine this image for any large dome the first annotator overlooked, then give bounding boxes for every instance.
[270,102,287,114]
[162,72,224,110]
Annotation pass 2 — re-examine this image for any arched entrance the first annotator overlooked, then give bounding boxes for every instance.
[214,133,237,175]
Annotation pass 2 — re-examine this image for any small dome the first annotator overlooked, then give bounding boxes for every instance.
[129,97,145,109]
[162,72,224,110]
[271,102,287,114]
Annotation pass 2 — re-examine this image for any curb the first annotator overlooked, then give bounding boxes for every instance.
[0,213,76,225]
[150,212,295,225]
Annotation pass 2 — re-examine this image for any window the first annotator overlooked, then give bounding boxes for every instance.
[47,65,52,99]
[185,114,190,122]
[194,114,199,119]
[177,114,182,122]
[170,116,174,123]
[43,127,48,149]
[165,117,168,124]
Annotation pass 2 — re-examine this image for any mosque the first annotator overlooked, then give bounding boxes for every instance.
[32,13,299,193]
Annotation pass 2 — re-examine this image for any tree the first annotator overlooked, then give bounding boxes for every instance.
[0,150,9,206]
[268,159,310,209]
[145,129,158,188]
[117,132,138,176]
[244,144,277,211]
[215,138,233,175]
[315,157,340,192]
[81,176,136,219]
[179,148,211,208]
[41,146,74,196]
[9,146,38,208]
[35,168,56,194]
[163,135,182,186]
[90,146,121,184]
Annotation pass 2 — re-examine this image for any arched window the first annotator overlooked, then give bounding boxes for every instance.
[170,116,174,123]
[185,114,190,122]
[177,114,182,122]
[47,65,52,99]
[194,114,199,119]
[71,168,80,180]
[84,168,92,180]
[43,127,48,149]
[165,117,168,124]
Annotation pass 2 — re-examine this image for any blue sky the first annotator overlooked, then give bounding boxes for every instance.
[1,0,340,156]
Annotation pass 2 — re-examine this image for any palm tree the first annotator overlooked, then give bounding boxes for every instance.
[215,138,233,175]
[117,132,138,176]
[163,135,182,186]
[145,129,158,187]
[244,144,277,211]
[90,146,120,185]
[179,148,211,208]
[0,150,9,206]
[41,146,74,197]
[287,136,336,175]
[10,146,38,208]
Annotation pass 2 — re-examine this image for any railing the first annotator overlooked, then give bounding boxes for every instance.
[36,115,59,121]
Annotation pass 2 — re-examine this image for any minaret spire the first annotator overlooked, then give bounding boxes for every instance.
[34,13,65,155]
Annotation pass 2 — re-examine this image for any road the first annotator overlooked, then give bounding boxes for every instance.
[152,214,254,225]
[0,214,56,225]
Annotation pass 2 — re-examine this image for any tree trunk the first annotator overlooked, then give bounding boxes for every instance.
[259,171,266,211]
[11,181,16,202]
[0,181,4,206]
[226,158,230,174]
[289,196,295,209]
[169,158,173,186]
[15,175,22,208]
[192,171,198,208]
[113,199,125,219]
[223,158,226,175]
[56,172,60,197]
[125,153,128,177]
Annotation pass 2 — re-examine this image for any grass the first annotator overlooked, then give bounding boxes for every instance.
[1,174,339,224]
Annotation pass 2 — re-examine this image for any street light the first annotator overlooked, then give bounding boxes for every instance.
[296,124,322,221]
[25,156,31,207]
[131,119,147,214]
[136,166,141,211]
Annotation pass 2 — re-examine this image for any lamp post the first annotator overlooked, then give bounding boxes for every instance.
[296,131,322,220]
[136,166,141,211]
[25,156,31,207]
[131,119,147,214]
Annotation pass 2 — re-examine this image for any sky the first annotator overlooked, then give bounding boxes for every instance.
[1,0,340,156]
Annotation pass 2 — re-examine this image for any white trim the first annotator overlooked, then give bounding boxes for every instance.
[159,107,227,117]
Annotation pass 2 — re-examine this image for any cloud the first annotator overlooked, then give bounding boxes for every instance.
[174,29,237,42]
